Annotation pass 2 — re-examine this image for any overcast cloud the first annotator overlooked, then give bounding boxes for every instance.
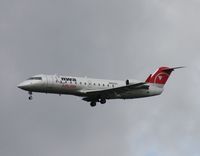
[1,0,200,156]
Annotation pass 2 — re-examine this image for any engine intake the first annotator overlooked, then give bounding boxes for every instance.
[126,79,129,85]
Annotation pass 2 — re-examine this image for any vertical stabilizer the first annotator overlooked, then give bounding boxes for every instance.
[145,66,184,86]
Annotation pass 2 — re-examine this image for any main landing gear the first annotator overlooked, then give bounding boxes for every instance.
[90,99,106,107]
[100,99,106,104]
[28,91,33,100]
[90,101,96,107]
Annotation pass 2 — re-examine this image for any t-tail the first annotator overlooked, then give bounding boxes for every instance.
[145,66,184,88]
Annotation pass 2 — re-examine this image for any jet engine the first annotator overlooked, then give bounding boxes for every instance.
[126,79,140,85]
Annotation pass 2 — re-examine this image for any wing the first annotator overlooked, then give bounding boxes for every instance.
[82,82,149,102]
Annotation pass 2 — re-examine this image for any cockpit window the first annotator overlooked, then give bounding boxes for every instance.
[28,77,42,80]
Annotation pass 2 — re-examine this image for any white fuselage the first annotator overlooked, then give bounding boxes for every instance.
[17,66,181,106]
[18,74,163,100]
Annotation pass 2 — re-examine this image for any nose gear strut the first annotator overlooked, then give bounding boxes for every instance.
[28,91,33,100]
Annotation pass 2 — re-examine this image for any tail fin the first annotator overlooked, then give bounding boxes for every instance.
[145,66,184,86]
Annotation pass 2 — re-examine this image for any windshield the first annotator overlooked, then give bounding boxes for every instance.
[28,77,42,80]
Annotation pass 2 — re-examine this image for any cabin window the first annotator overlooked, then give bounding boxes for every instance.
[80,82,82,85]
[98,83,100,86]
[103,84,105,87]
[84,82,87,85]
[93,83,96,86]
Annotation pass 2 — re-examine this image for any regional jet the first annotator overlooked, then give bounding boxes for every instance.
[17,66,183,107]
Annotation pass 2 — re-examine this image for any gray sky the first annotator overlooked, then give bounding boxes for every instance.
[1,0,200,156]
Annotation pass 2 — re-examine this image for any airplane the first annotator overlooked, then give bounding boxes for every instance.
[17,66,183,107]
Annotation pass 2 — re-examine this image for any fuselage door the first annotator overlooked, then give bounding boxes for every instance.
[47,75,54,90]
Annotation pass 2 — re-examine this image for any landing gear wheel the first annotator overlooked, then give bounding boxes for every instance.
[100,99,106,104]
[90,102,96,107]
[28,91,33,100]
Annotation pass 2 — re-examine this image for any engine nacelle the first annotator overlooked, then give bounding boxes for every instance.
[126,79,129,85]
[126,79,140,85]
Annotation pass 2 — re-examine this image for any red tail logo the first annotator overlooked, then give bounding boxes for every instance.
[145,67,174,85]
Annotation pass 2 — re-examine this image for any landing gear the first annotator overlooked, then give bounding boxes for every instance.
[90,99,106,107]
[100,99,106,104]
[90,101,96,107]
[28,91,33,100]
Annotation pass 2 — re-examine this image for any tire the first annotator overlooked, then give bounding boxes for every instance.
[90,102,96,107]
[100,99,106,104]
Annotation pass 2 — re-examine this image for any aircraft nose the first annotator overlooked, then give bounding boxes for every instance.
[17,81,32,90]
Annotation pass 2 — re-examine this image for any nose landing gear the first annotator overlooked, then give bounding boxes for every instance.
[28,91,33,100]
